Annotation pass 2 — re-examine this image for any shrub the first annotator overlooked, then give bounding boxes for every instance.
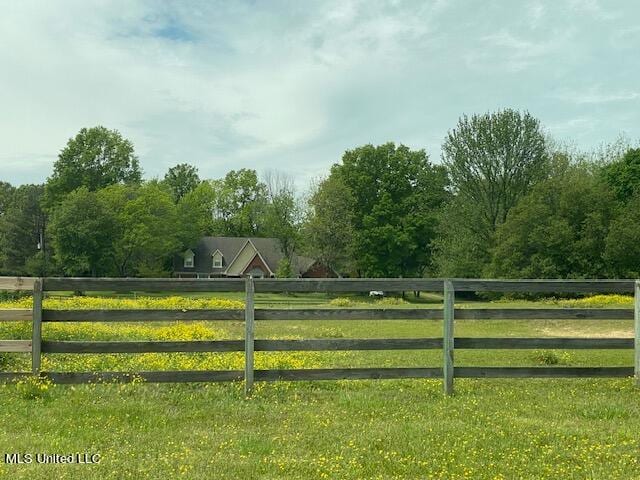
[532,350,572,366]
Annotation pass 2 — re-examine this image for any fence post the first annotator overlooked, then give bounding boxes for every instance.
[635,280,640,386]
[244,277,255,396]
[32,278,43,375]
[443,280,454,395]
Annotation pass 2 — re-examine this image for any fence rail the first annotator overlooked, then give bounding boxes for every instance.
[16,276,640,293]
[1,276,639,394]
[4,307,632,322]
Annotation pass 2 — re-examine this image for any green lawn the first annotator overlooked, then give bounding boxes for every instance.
[1,293,638,479]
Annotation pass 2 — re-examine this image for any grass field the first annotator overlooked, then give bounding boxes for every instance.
[1,292,639,479]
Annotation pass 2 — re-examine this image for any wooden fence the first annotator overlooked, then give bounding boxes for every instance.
[0,276,639,395]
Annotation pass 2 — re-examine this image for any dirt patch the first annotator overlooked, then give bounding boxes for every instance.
[539,326,633,338]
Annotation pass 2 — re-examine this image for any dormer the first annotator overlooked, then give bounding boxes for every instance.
[183,249,195,268]
[212,249,224,268]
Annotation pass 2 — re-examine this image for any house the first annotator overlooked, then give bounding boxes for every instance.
[173,236,337,279]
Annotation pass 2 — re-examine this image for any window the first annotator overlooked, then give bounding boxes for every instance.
[212,251,223,268]
[184,251,194,268]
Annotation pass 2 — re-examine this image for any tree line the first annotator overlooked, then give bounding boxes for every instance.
[1,110,639,279]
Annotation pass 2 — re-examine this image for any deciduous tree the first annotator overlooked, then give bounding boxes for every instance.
[303,175,355,275]
[0,184,49,276]
[0,181,14,218]
[604,194,640,277]
[436,109,549,276]
[164,163,201,202]
[328,143,449,277]
[488,167,615,278]
[49,187,116,276]
[176,180,217,246]
[601,148,640,202]
[211,169,267,236]
[442,109,549,230]
[45,126,141,205]
[262,171,301,259]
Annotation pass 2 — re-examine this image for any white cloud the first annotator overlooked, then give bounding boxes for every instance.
[568,0,621,21]
[554,87,640,105]
[527,2,546,28]
[467,28,573,73]
[0,0,639,187]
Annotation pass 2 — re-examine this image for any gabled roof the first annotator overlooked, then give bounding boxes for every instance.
[174,236,307,275]
[226,239,275,276]
[223,239,255,275]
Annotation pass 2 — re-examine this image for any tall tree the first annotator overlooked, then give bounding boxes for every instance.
[443,109,548,231]
[436,109,549,276]
[604,194,640,278]
[48,187,117,276]
[105,181,181,277]
[262,171,300,259]
[329,143,449,277]
[176,181,218,246]
[431,197,487,278]
[488,167,615,279]
[212,169,267,236]
[0,184,48,275]
[50,183,181,277]
[601,148,640,202]
[164,163,201,202]
[45,126,141,204]
[0,181,14,218]
[94,184,137,276]
[303,175,354,274]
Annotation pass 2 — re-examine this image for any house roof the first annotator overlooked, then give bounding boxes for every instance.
[174,236,315,276]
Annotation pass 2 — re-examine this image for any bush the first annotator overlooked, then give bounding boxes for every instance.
[275,258,294,278]
[532,350,572,366]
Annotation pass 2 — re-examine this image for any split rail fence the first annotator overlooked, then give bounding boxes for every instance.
[1,277,639,395]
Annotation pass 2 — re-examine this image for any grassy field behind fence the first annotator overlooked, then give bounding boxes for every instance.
[1,292,639,479]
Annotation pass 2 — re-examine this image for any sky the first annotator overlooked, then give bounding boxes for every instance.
[1,0,639,188]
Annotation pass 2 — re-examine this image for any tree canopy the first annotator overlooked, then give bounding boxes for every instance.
[442,109,549,230]
[0,184,47,276]
[48,187,116,276]
[45,126,141,205]
[261,172,301,260]
[436,110,549,276]
[164,163,201,202]
[488,168,616,278]
[321,143,449,277]
[604,194,640,278]
[49,183,181,277]
[211,169,267,237]
[303,175,354,274]
[2,119,639,281]
[601,148,640,202]
[0,181,14,218]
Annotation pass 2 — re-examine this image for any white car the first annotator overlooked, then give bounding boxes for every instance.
[369,290,384,298]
